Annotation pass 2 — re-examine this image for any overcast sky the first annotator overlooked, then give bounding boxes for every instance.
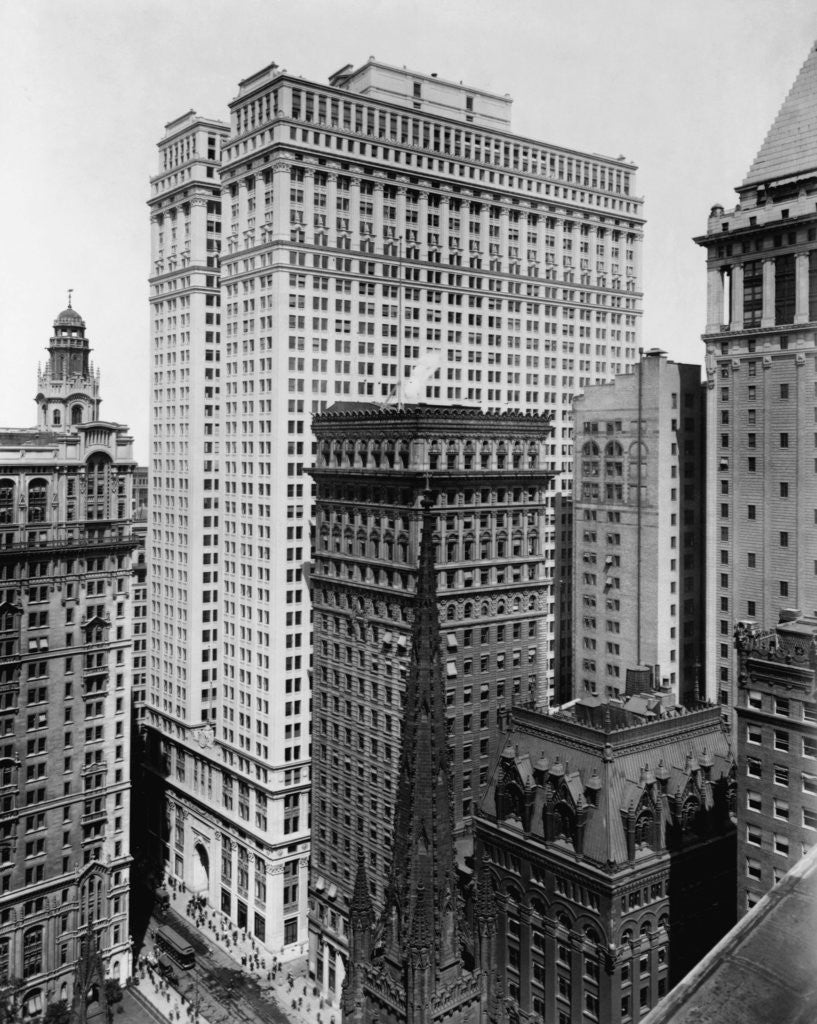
[1,0,815,463]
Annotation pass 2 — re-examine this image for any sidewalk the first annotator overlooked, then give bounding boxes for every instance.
[160,876,341,1024]
[128,965,214,1024]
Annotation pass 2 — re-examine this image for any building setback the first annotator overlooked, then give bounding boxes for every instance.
[0,304,136,1018]
[734,613,817,916]
[308,402,554,996]
[572,350,706,704]
[696,40,817,726]
[146,57,644,956]
[475,696,736,1024]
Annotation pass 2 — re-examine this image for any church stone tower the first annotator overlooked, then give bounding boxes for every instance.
[35,296,102,429]
[342,497,492,1024]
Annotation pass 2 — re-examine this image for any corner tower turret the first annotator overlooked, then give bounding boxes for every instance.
[36,295,102,429]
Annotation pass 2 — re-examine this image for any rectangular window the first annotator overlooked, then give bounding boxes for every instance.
[775,254,795,325]
[743,260,763,327]
[747,725,762,745]
[746,825,762,846]
[774,730,789,752]
[774,764,789,786]
[746,858,761,880]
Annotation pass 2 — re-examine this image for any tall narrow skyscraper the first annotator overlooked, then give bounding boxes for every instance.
[696,41,817,724]
[146,59,644,957]
[572,350,706,704]
[0,303,136,1017]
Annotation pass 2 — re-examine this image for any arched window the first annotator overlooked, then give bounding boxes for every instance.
[681,795,700,832]
[71,404,83,425]
[554,802,575,842]
[581,441,600,477]
[22,989,43,1021]
[0,481,14,525]
[52,409,61,426]
[635,809,654,848]
[27,480,47,524]
[23,927,43,978]
[86,455,111,521]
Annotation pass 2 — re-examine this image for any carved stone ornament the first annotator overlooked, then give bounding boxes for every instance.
[194,725,216,749]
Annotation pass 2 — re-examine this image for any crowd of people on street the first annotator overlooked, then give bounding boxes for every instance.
[133,872,340,1024]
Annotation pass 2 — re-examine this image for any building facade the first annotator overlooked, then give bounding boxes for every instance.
[572,350,706,703]
[696,41,817,725]
[147,58,644,956]
[734,613,817,916]
[0,304,136,1019]
[475,697,736,1024]
[308,402,553,996]
[144,112,308,953]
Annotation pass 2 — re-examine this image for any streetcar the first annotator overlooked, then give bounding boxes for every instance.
[155,924,195,970]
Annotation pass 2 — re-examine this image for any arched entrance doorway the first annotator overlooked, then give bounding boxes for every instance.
[191,841,210,893]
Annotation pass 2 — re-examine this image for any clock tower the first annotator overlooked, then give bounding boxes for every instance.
[35,294,102,429]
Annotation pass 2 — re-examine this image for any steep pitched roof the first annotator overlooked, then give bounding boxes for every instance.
[742,41,817,188]
[380,496,461,981]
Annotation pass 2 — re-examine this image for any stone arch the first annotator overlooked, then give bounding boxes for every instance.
[191,839,210,893]
[551,904,574,932]
[500,878,525,906]
[529,893,547,919]
[576,917,606,946]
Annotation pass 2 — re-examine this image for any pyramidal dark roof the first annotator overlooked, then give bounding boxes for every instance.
[742,41,817,188]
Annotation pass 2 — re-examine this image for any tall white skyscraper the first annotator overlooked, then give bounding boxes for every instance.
[145,60,643,958]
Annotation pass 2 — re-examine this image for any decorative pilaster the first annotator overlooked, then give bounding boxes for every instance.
[795,251,810,324]
[760,257,776,328]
